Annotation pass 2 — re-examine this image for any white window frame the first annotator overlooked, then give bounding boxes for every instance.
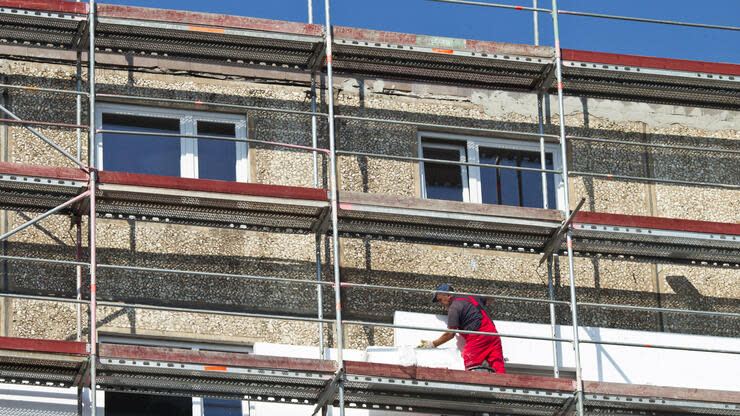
[95,103,249,182]
[418,131,564,209]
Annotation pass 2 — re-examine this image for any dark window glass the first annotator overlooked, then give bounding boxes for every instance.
[197,121,237,182]
[480,148,555,209]
[203,398,242,416]
[105,392,191,416]
[102,113,180,177]
[423,146,464,202]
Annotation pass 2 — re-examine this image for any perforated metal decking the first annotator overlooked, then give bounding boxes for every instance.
[2,338,739,415]
[1,163,738,265]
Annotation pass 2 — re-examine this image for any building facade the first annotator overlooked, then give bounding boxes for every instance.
[0,1,738,415]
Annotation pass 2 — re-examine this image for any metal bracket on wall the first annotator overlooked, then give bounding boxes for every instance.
[539,197,585,266]
[73,359,90,388]
[555,392,577,416]
[308,41,327,73]
[534,61,557,92]
[72,19,89,50]
[312,205,332,235]
[312,367,344,416]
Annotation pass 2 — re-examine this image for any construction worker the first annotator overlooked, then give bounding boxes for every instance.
[419,284,506,373]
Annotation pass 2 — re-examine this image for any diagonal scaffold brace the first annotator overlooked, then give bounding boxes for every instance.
[0,190,91,242]
[0,104,88,172]
[312,367,345,416]
[539,197,585,266]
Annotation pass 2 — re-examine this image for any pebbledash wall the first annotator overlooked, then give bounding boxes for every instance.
[0,55,738,354]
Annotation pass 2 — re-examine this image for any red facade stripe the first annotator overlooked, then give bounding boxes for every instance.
[344,360,576,391]
[0,336,87,355]
[0,162,88,181]
[97,171,328,201]
[0,0,87,14]
[574,211,740,236]
[584,380,740,404]
[96,4,323,37]
[562,49,740,76]
[98,343,336,373]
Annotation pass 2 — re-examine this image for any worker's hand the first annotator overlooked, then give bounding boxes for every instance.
[417,339,435,349]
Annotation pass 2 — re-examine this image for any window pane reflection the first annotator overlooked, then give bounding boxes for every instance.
[102,113,180,177]
[203,398,242,416]
[480,147,555,209]
[197,121,237,181]
[423,147,464,202]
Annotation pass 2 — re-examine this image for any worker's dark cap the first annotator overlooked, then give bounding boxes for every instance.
[432,284,454,303]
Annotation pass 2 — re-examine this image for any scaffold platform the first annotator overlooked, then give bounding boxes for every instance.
[1,337,739,415]
[0,1,737,109]
[1,162,738,266]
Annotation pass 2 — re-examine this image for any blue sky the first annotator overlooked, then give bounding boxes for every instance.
[94,0,739,64]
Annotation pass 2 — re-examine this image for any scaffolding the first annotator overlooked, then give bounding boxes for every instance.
[0,0,738,415]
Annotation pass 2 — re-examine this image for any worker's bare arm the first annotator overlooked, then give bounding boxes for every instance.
[432,327,458,347]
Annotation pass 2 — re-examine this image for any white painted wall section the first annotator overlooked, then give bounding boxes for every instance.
[393,311,740,392]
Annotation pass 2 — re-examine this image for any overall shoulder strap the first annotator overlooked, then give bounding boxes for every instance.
[469,297,491,321]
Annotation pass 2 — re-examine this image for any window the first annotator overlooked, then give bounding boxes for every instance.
[95,104,248,182]
[100,335,251,416]
[419,132,562,209]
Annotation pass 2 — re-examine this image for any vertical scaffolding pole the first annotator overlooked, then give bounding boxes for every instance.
[551,1,584,414]
[315,234,325,359]
[537,93,558,377]
[87,1,98,414]
[547,257,559,378]
[76,220,82,342]
[76,59,82,159]
[537,93,549,210]
[533,0,539,45]
[323,0,345,415]
[311,72,324,358]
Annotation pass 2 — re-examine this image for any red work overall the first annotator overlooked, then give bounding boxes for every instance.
[454,296,506,373]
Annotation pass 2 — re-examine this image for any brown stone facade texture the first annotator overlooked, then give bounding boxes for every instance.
[0,60,738,349]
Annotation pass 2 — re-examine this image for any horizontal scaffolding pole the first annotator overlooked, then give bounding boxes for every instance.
[3,260,733,320]
[569,171,740,190]
[578,302,740,319]
[579,338,740,355]
[428,0,552,13]
[0,83,90,97]
[568,135,740,155]
[0,118,90,130]
[558,9,740,32]
[97,263,335,287]
[339,281,571,306]
[0,190,90,242]
[0,292,89,305]
[96,94,328,118]
[344,320,574,344]
[95,129,330,154]
[6,289,738,354]
[96,300,335,324]
[335,115,560,140]
[0,255,89,268]
[337,150,562,174]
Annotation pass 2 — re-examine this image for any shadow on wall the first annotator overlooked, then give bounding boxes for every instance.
[3,241,739,340]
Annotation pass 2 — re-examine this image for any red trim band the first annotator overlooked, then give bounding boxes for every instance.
[562,49,740,76]
[574,211,740,236]
[0,336,88,355]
